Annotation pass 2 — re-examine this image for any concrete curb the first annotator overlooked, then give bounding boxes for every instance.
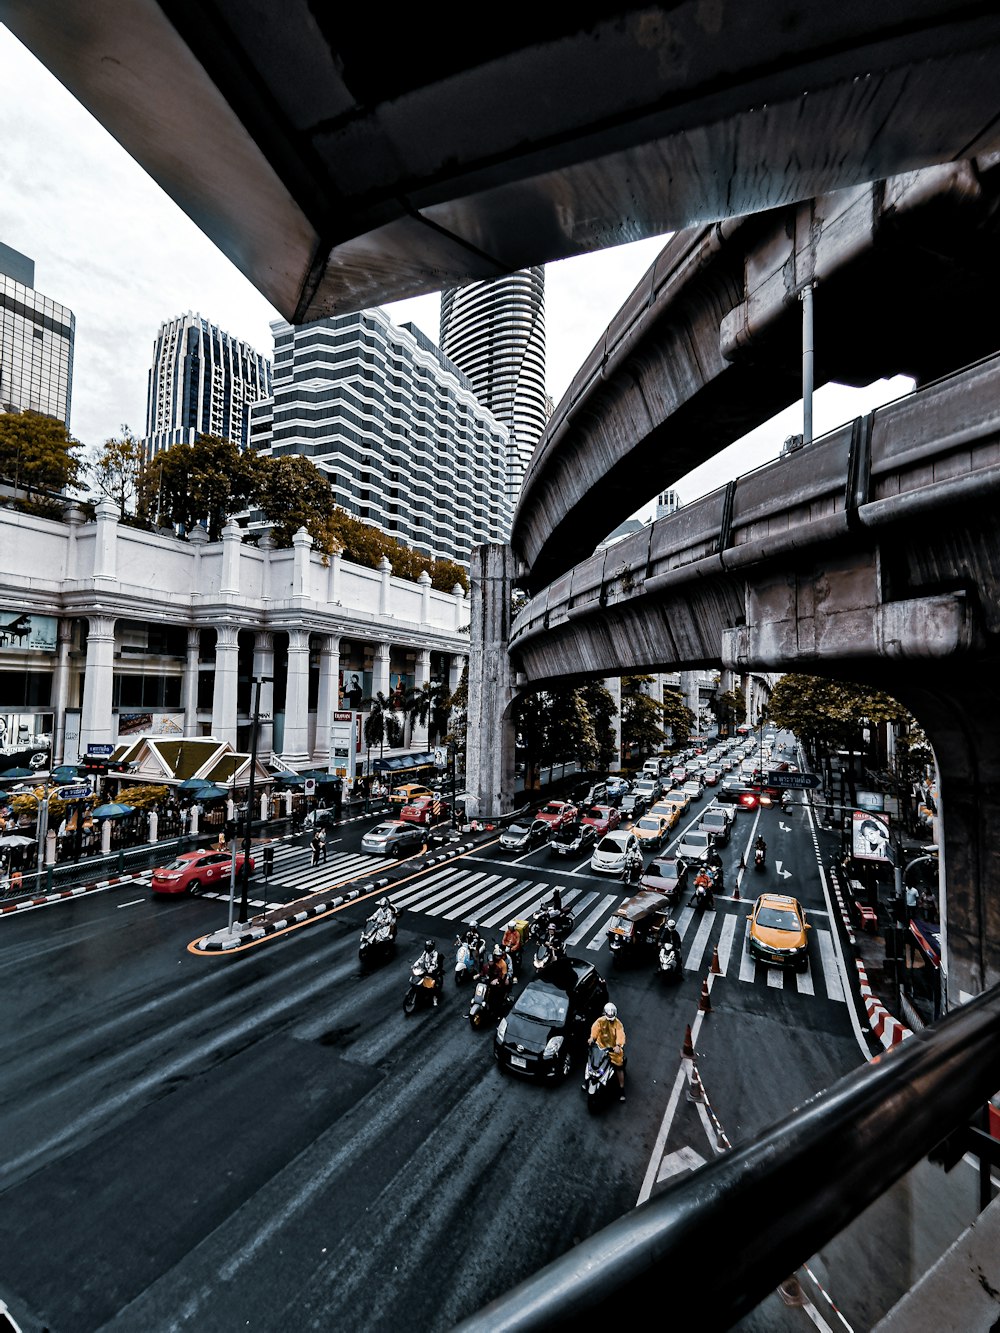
[856,959,912,1048]
[194,837,479,951]
[1,871,149,914]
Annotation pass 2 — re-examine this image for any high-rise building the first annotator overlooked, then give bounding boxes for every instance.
[439,268,546,499]
[249,308,511,567]
[143,313,272,459]
[0,242,75,426]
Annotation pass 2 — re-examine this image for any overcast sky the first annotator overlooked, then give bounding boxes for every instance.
[1,24,911,514]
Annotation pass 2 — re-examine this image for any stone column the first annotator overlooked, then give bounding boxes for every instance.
[92,495,119,586]
[210,624,240,747]
[453,582,467,631]
[378,556,392,617]
[252,631,275,757]
[79,614,117,755]
[448,653,465,695]
[221,518,243,594]
[314,635,340,765]
[183,628,200,736]
[50,618,73,764]
[292,526,312,604]
[464,544,518,819]
[411,648,432,748]
[281,628,311,766]
[419,570,432,624]
[372,641,391,700]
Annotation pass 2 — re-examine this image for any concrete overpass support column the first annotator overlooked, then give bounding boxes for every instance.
[465,544,517,819]
[605,676,623,771]
[912,681,1000,1009]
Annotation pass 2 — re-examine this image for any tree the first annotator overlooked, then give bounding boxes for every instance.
[0,410,84,510]
[660,685,695,749]
[255,454,336,548]
[91,426,145,519]
[620,675,668,759]
[710,687,746,734]
[137,433,260,539]
[578,682,618,771]
[403,678,451,747]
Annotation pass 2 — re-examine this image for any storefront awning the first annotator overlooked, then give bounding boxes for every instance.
[372,751,438,774]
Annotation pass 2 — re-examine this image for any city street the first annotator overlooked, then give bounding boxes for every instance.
[0,771,980,1331]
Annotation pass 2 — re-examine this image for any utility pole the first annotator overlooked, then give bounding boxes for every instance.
[238,674,272,925]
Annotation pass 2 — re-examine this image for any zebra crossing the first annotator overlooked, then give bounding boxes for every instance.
[377,863,846,1001]
[173,839,845,998]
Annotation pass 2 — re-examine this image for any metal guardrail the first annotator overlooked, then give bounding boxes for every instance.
[455,982,1000,1331]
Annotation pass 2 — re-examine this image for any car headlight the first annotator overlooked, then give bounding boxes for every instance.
[496,1018,507,1042]
[542,1035,564,1059]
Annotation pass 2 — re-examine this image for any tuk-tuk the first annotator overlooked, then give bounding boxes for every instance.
[606,888,671,965]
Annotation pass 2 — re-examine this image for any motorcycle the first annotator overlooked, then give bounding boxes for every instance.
[468,973,509,1029]
[454,935,485,986]
[403,959,442,1014]
[529,905,575,945]
[583,1043,622,1113]
[656,940,683,983]
[692,881,715,913]
[533,935,565,974]
[358,916,397,968]
[754,846,766,872]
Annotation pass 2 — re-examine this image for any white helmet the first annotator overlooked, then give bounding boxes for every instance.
[379,897,389,907]
[603,1002,618,1020]
[666,919,676,930]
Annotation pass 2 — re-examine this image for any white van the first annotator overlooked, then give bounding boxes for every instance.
[642,759,662,778]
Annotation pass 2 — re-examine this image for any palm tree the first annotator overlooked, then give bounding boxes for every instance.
[403,679,448,746]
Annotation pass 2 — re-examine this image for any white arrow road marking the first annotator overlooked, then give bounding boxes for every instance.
[779,821,791,832]
[776,860,793,879]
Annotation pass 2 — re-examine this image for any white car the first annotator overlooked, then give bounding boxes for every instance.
[675,828,713,866]
[590,829,640,875]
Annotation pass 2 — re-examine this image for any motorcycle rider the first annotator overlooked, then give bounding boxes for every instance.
[622,843,643,886]
[486,943,510,992]
[501,920,523,981]
[755,834,767,858]
[658,916,683,958]
[706,848,725,892]
[464,922,487,971]
[417,939,444,1006]
[693,866,715,910]
[588,1001,627,1102]
[368,896,398,936]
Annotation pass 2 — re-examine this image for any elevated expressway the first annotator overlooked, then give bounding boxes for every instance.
[5,2,1000,319]
[466,164,1000,1003]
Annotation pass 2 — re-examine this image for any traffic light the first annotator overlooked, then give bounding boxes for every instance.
[80,756,108,776]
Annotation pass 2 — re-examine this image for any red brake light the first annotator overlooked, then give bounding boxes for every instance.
[739,793,757,808]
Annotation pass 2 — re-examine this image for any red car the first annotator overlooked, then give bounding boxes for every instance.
[151,849,254,896]
[400,795,449,826]
[534,800,578,832]
[580,804,621,836]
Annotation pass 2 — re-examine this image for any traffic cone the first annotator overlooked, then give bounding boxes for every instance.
[710,947,721,975]
[699,978,712,1013]
[687,1065,705,1103]
[732,882,740,901]
[682,1023,694,1058]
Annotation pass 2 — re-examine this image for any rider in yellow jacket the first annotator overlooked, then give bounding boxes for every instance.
[589,1002,627,1101]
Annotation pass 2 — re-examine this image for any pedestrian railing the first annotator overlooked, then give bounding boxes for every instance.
[455,981,1000,1330]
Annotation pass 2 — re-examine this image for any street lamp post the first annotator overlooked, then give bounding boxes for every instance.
[238,674,272,925]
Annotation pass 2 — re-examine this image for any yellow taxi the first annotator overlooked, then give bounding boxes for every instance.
[661,789,690,816]
[631,812,671,849]
[648,800,680,831]
[388,782,435,806]
[748,893,811,972]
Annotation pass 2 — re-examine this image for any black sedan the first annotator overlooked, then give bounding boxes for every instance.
[639,856,688,902]
[548,822,597,858]
[494,958,609,1080]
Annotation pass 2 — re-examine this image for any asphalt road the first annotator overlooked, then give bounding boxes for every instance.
[0,751,980,1331]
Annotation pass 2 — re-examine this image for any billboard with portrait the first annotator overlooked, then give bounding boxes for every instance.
[0,712,53,775]
[852,809,894,864]
[339,670,372,710]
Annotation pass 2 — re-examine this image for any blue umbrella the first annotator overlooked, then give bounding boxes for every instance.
[193,784,229,802]
[1,768,35,779]
[91,803,135,819]
[176,777,210,792]
[275,773,307,786]
[51,765,80,782]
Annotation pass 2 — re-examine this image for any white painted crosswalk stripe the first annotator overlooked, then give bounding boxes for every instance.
[715,913,738,975]
[817,929,845,1000]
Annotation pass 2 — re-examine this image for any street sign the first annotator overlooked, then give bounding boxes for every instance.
[304,777,316,796]
[60,785,92,799]
[766,770,821,789]
[86,743,114,756]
